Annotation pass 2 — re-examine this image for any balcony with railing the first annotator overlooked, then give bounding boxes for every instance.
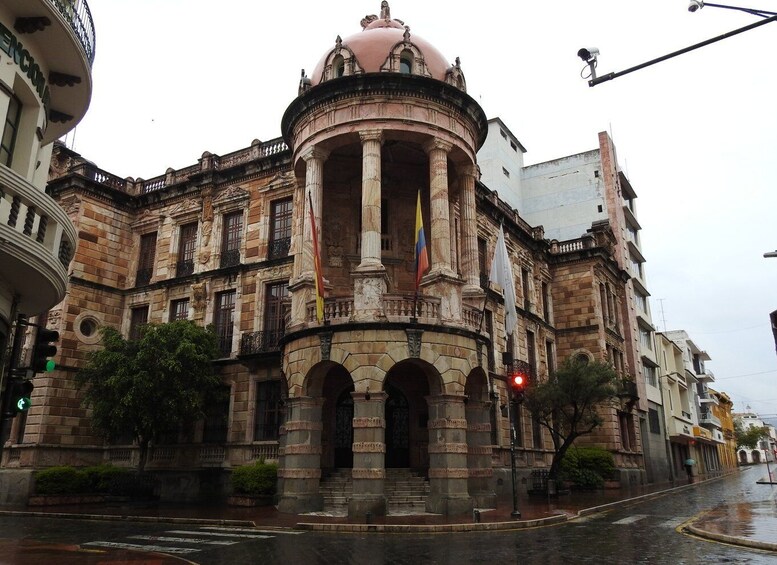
[268,237,291,260]
[219,249,241,269]
[45,0,96,65]
[176,260,194,278]
[135,267,152,286]
[0,165,77,315]
[240,330,285,356]
[699,409,722,429]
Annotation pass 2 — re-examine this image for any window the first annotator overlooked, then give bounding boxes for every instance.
[177,222,197,277]
[129,306,148,341]
[220,211,243,268]
[478,237,488,288]
[170,298,190,322]
[546,340,555,375]
[263,282,289,350]
[619,412,635,450]
[648,408,661,435]
[526,330,536,379]
[521,268,531,310]
[0,95,21,166]
[532,415,543,449]
[215,290,236,357]
[510,141,518,152]
[202,386,230,443]
[542,282,550,321]
[500,129,507,139]
[400,51,413,74]
[502,167,510,178]
[136,232,157,286]
[636,292,648,313]
[333,54,345,78]
[269,198,292,260]
[640,328,653,351]
[254,381,283,441]
[644,364,658,387]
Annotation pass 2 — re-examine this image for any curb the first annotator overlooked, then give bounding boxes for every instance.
[685,523,777,553]
[296,513,568,533]
[0,509,256,527]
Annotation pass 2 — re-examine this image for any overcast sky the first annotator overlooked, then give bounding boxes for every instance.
[69,1,777,418]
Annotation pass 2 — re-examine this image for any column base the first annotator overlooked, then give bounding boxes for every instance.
[348,495,387,519]
[426,494,473,516]
[277,494,324,514]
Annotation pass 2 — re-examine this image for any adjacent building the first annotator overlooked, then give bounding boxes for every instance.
[0,1,95,445]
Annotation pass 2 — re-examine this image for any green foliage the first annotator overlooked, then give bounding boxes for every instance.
[34,465,151,496]
[76,321,222,470]
[231,461,278,496]
[523,356,621,480]
[34,466,90,495]
[561,446,616,489]
[735,421,770,449]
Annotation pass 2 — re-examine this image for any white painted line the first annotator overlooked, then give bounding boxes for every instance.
[82,541,200,554]
[612,514,649,525]
[129,535,238,546]
[167,529,273,539]
[658,517,689,528]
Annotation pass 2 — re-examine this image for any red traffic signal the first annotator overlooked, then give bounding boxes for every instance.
[509,371,528,402]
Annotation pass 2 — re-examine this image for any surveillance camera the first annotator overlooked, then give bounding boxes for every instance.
[688,0,703,12]
[577,47,599,62]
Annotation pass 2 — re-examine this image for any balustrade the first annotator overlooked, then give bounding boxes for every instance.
[240,330,284,355]
[46,0,96,65]
[268,237,291,260]
[219,249,241,269]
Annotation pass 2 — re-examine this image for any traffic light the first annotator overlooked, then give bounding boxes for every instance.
[9,379,34,413]
[509,370,528,403]
[31,328,59,373]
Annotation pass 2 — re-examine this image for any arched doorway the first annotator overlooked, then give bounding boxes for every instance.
[739,450,748,464]
[385,383,410,468]
[334,389,354,468]
[753,450,761,463]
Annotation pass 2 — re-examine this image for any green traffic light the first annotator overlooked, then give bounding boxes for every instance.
[16,397,31,411]
[45,359,55,372]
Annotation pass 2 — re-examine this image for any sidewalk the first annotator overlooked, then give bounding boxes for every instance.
[1,471,774,549]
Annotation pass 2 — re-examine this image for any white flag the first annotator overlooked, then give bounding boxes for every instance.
[489,224,518,336]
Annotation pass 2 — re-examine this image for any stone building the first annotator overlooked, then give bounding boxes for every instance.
[1,3,644,514]
[0,0,95,461]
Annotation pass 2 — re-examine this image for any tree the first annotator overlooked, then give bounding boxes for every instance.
[76,321,223,471]
[734,420,769,450]
[523,356,621,482]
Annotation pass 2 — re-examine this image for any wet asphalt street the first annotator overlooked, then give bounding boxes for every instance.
[0,470,775,564]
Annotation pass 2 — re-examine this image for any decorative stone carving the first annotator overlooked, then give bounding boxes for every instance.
[406,327,423,358]
[428,418,467,429]
[281,444,323,455]
[168,198,201,219]
[468,468,494,478]
[352,417,385,428]
[213,185,249,209]
[428,443,468,454]
[278,468,322,479]
[352,442,386,453]
[320,331,332,361]
[191,283,207,312]
[352,468,386,479]
[428,468,469,479]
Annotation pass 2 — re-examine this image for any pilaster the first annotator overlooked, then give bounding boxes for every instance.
[348,391,388,518]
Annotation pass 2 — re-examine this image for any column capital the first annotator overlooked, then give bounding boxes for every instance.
[300,145,330,163]
[422,137,454,155]
[359,129,384,144]
[459,162,479,180]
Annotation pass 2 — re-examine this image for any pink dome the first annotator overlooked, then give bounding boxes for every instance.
[310,5,452,86]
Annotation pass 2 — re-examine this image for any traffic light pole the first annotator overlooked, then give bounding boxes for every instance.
[508,389,521,519]
[0,315,26,445]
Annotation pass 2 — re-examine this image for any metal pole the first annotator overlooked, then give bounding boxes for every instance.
[590,14,777,86]
[508,393,521,518]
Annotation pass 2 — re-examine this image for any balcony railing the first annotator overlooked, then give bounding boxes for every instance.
[176,259,194,277]
[219,249,240,269]
[47,0,96,65]
[240,330,284,356]
[135,267,152,286]
[268,237,291,260]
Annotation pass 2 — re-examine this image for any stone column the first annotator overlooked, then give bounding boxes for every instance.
[277,396,324,514]
[352,130,388,321]
[348,391,388,518]
[426,394,473,515]
[459,164,482,297]
[357,130,384,271]
[422,138,454,278]
[465,400,496,508]
[289,147,329,327]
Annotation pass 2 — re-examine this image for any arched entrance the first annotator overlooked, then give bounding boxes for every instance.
[385,383,410,468]
[383,360,434,471]
[739,450,748,464]
[753,450,761,463]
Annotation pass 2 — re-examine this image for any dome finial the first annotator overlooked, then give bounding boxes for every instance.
[381,1,391,21]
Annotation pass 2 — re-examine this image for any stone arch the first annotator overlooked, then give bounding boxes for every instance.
[380,40,432,77]
[738,449,748,464]
[752,450,761,463]
[464,366,495,508]
[318,37,364,83]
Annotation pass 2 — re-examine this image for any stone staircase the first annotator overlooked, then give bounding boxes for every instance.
[319,468,430,513]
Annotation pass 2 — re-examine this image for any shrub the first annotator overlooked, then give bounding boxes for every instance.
[231,461,278,496]
[83,464,133,494]
[560,446,616,489]
[34,466,90,495]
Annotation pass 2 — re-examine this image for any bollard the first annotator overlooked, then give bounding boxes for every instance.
[473,509,481,523]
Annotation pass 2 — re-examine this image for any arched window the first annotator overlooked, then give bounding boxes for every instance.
[399,51,413,74]
[333,55,345,78]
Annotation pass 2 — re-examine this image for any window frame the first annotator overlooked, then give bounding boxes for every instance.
[0,95,22,167]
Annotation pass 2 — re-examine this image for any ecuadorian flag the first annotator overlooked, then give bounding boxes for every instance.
[415,191,429,289]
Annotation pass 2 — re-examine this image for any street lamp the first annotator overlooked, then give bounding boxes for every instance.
[579,4,777,87]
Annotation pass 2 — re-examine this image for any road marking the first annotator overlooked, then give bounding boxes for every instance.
[612,514,648,525]
[658,517,691,528]
[166,529,273,539]
[129,535,238,545]
[201,526,305,535]
[82,541,200,554]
